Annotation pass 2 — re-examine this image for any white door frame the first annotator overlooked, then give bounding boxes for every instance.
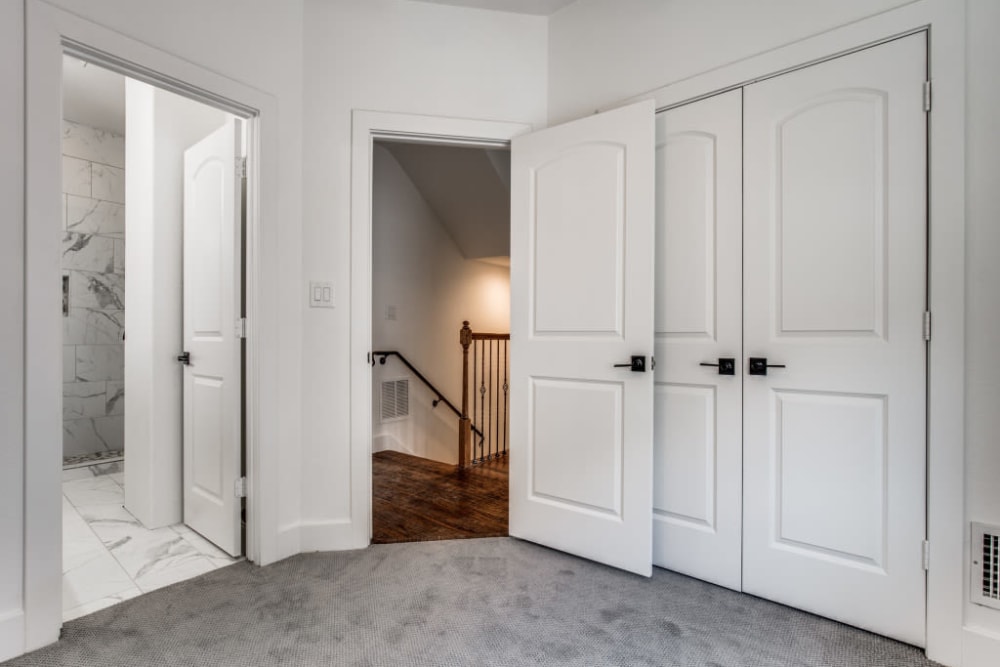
[612,1,965,664]
[346,111,531,550]
[24,1,283,652]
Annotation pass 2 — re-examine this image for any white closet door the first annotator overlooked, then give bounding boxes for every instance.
[510,100,655,576]
[652,90,743,590]
[742,34,927,645]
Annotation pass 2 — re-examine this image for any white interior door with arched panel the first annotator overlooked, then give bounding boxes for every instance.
[182,118,244,558]
[741,34,928,645]
[509,100,656,576]
[652,89,743,590]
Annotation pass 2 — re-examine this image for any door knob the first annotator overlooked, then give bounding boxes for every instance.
[613,355,647,372]
[699,358,736,375]
[177,351,191,366]
[748,357,785,376]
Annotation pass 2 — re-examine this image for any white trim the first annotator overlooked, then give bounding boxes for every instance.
[347,110,531,550]
[24,0,283,652]
[0,611,25,663]
[962,626,1000,667]
[605,1,965,664]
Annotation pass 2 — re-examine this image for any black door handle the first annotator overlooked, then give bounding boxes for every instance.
[699,358,736,375]
[177,351,191,366]
[748,357,785,376]
[613,355,647,372]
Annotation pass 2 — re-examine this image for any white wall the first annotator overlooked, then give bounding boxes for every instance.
[0,0,25,660]
[371,145,510,465]
[549,0,997,662]
[964,0,1000,639]
[546,0,917,123]
[299,0,546,549]
[124,80,228,529]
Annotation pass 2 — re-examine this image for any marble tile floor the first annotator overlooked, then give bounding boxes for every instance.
[62,461,239,622]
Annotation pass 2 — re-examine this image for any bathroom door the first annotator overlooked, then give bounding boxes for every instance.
[181,118,244,557]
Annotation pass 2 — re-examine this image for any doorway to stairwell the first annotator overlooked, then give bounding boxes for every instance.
[369,139,511,544]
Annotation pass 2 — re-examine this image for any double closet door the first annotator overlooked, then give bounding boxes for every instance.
[653,34,928,646]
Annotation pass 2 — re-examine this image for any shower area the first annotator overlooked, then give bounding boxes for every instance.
[61,116,126,469]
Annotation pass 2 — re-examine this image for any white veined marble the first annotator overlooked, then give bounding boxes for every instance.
[63,381,108,420]
[62,156,92,197]
[61,463,239,621]
[66,195,124,237]
[63,346,76,382]
[75,345,124,382]
[91,164,125,204]
[62,232,115,273]
[64,308,124,345]
[62,120,125,169]
[106,381,125,416]
[69,271,124,311]
[113,239,125,274]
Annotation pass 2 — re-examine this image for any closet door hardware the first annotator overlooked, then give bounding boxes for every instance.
[699,358,736,375]
[177,351,192,366]
[747,357,785,376]
[613,355,647,372]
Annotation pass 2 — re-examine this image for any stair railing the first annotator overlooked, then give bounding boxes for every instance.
[459,321,510,467]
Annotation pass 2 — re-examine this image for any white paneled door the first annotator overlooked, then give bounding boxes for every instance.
[653,90,744,590]
[510,100,656,576]
[182,119,244,558]
[742,34,927,645]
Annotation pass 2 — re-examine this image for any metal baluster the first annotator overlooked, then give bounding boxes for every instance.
[479,338,486,463]
[503,340,509,456]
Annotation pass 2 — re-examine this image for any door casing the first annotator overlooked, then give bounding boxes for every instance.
[24,1,283,653]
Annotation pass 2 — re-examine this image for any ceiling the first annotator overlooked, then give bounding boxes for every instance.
[408,0,578,16]
[62,55,126,134]
[380,141,511,262]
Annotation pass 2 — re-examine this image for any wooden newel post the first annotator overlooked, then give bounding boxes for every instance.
[459,321,473,468]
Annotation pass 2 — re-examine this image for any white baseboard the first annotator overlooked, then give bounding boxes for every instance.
[963,626,1000,667]
[0,608,25,663]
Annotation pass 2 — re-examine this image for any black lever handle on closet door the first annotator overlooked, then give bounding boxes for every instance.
[699,358,736,375]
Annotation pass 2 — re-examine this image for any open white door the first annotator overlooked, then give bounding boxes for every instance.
[182,118,243,557]
[742,35,927,644]
[510,100,655,576]
[652,90,743,590]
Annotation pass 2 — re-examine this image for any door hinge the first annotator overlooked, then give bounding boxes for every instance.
[923,311,932,342]
[236,317,248,339]
[922,540,930,571]
[235,476,247,499]
[237,156,247,179]
[923,81,932,112]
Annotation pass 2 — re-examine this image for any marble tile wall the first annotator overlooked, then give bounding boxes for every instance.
[62,120,126,459]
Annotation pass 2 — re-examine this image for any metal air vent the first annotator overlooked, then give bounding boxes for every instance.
[380,378,410,423]
[971,522,1000,610]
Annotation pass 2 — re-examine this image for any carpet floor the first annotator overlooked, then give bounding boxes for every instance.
[4,537,940,667]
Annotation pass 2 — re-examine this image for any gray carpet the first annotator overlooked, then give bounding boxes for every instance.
[5,537,940,666]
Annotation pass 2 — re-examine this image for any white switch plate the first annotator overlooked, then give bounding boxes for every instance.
[309,281,335,308]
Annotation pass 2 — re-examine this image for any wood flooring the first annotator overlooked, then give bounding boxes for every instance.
[372,450,508,544]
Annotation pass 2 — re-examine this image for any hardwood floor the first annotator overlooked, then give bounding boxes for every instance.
[372,450,508,544]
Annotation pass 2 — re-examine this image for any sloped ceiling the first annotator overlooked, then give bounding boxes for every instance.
[382,141,510,262]
[62,55,126,134]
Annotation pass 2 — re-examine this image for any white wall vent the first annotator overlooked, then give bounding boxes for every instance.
[380,378,410,423]
[971,522,1000,610]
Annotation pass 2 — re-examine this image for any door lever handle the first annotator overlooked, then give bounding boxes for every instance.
[699,358,736,375]
[748,357,785,376]
[613,355,647,372]
[177,351,191,366]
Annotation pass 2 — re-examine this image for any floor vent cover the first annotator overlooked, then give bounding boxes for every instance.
[972,522,1000,610]
[381,378,410,423]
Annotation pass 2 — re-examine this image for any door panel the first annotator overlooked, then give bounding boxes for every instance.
[653,90,743,590]
[743,35,926,645]
[183,118,243,558]
[510,100,655,577]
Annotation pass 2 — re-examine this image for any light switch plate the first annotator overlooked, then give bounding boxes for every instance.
[309,281,335,308]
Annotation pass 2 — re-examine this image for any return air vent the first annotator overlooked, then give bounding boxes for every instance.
[971,522,1000,611]
[380,378,409,423]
